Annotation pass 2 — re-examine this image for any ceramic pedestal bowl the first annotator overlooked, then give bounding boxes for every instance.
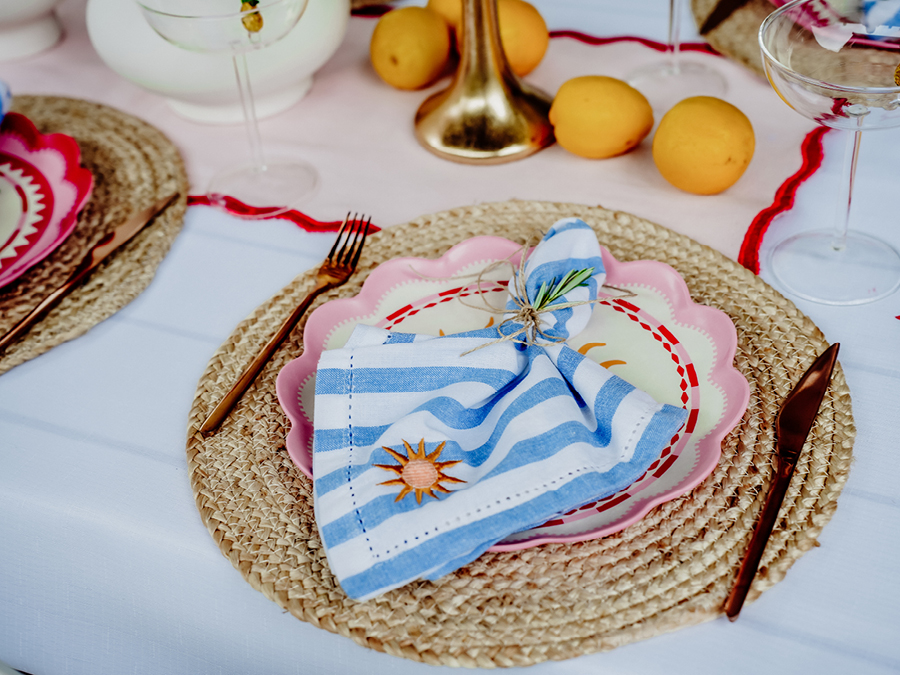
[0,0,65,62]
[86,0,349,124]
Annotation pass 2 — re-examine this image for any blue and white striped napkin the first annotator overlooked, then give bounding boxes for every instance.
[0,81,10,125]
[313,219,688,600]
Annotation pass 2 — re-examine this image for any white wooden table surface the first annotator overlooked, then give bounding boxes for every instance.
[1,1,898,674]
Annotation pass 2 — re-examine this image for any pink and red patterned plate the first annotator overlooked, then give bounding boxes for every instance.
[0,112,93,289]
[276,236,750,551]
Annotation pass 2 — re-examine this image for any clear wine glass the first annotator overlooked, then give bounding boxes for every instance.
[136,0,318,216]
[759,0,900,305]
[627,0,727,111]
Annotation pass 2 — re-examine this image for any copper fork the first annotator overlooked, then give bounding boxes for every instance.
[200,212,372,435]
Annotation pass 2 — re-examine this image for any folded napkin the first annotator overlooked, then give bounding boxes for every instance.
[0,81,9,124]
[313,219,688,600]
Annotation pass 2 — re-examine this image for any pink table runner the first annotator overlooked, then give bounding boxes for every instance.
[4,5,818,265]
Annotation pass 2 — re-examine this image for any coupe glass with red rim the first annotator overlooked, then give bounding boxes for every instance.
[759,0,900,305]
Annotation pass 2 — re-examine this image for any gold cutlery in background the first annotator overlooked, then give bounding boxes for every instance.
[0,192,180,354]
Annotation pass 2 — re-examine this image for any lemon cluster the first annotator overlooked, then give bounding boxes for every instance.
[369,0,549,91]
[368,3,754,195]
[551,76,755,195]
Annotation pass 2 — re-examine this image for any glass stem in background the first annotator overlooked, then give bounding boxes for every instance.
[833,116,865,252]
[232,51,266,171]
[668,0,682,73]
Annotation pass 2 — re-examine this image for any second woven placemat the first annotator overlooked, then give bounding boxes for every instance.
[691,0,900,79]
[0,96,188,375]
[187,201,854,668]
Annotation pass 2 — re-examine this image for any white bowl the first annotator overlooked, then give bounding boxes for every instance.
[0,0,64,62]
[86,0,349,124]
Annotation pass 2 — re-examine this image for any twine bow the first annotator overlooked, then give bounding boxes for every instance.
[458,240,632,354]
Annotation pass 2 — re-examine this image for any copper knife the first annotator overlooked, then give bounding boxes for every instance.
[0,192,179,353]
[724,342,840,620]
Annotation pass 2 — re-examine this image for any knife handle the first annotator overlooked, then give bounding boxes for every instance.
[0,261,91,353]
[0,193,178,356]
[723,457,796,620]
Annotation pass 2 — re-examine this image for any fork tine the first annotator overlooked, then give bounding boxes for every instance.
[335,213,365,266]
[342,214,368,266]
[349,216,371,269]
[327,213,352,261]
[334,212,360,265]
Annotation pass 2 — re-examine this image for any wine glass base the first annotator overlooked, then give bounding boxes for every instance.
[627,59,727,112]
[207,158,319,218]
[768,230,900,305]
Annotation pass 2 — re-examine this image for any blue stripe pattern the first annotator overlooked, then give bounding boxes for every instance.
[312,219,688,600]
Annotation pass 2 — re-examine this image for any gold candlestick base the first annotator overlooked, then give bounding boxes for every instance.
[414,0,554,164]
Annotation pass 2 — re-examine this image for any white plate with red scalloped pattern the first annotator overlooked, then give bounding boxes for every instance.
[276,236,750,551]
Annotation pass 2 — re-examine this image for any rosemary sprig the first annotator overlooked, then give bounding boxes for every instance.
[530,267,594,312]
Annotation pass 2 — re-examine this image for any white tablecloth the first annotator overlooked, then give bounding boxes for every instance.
[1,1,898,674]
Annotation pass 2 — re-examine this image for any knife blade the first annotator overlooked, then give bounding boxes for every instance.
[0,192,179,354]
[723,342,840,620]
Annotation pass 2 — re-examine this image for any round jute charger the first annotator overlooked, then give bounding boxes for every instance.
[187,201,854,668]
[691,0,900,79]
[691,0,774,78]
[0,95,188,375]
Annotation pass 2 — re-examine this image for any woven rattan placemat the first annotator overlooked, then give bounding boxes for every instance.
[692,0,900,80]
[0,96,188,375]
[187,201,854,668]
[692,0,773,77]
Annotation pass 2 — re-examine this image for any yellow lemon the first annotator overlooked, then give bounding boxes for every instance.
[427,0,463,32]
[549,76,654,159]
[497,0,549,76]
[440,0,548,76]
[370,7,451,90]
[652,96,755,195]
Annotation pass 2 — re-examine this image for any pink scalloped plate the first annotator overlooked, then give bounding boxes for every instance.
[0,112,94,289]
[276,236,750,551]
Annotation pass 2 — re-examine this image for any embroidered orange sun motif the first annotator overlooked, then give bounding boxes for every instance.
[375,439,466,503]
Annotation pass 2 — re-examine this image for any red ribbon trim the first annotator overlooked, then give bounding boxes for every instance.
[737,126,830,274]
[349,6,722,58]
[548,30,721,56]
[185,195,381,234]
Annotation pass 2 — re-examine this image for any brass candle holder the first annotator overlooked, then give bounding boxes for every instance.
[414,0,554,164]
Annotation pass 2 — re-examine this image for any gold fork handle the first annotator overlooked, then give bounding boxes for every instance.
[200,279,333,436]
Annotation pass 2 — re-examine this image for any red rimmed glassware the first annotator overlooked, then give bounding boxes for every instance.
[136,0,318,217]
[760,0,900,304]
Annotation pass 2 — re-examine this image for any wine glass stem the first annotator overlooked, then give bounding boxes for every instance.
[833,127,863,252]
[232,52,266,171]
[668,0,682,72]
